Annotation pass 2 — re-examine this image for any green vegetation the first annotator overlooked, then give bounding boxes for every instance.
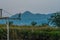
[49,12,60,27]
[0,28,7,40]
[31,21,37,26]
[0,24,60,40]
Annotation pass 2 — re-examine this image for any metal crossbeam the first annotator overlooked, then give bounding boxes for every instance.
[0,17,21,20]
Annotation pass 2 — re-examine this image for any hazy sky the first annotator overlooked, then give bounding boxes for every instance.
[0,0,60,16]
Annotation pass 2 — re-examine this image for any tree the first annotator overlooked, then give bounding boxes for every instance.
[31,21,37,26]
[49,12,60,27]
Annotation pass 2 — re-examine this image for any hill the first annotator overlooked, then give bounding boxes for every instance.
[11,11,52,25]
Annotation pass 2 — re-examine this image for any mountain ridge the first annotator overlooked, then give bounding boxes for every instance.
[10,11,52,25]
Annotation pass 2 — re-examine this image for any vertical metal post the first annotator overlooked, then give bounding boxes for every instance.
[0,9,2,18]
[6,19,9,40]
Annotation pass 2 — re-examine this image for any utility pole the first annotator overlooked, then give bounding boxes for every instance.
[0,9,21,40]
[6,19,9,40]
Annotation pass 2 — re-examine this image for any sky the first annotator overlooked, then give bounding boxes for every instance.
[0,0,60,16]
